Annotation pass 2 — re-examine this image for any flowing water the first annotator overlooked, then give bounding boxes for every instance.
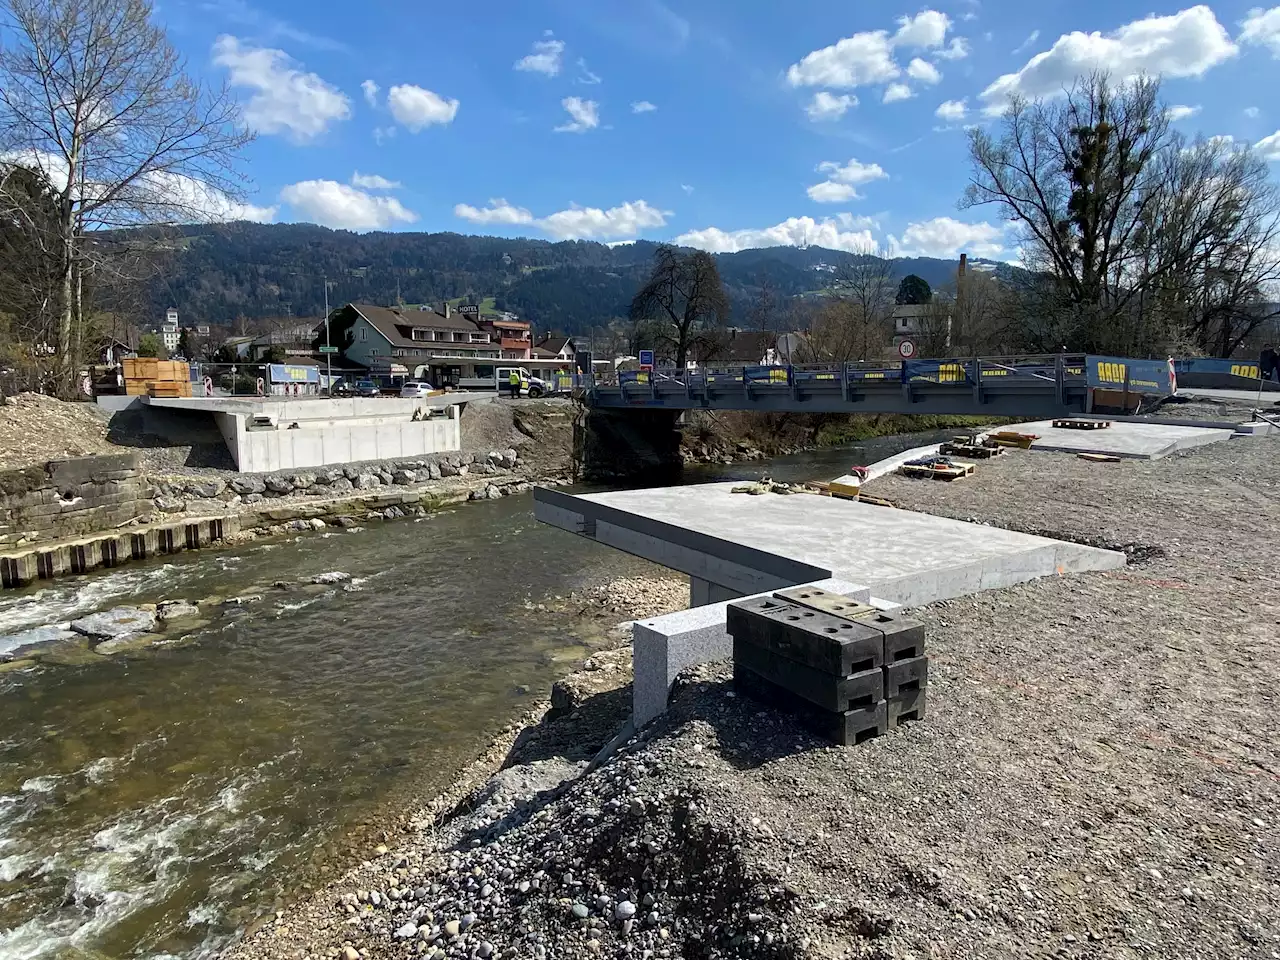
[0,430,946,960]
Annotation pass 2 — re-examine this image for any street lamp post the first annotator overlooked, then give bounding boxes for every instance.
[323,274,332,395]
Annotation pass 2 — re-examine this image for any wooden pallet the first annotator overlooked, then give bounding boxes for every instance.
[1077,452,1122,463]
[985,431,1039,449]
[1053,418,1111,430]
[940,441,1003,459]
[898,461,975,481]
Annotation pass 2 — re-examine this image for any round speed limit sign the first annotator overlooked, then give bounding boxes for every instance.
[897,339,917,359]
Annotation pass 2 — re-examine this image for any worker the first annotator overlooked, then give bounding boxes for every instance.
[507,368,521,398]
[1263,344,1278,383]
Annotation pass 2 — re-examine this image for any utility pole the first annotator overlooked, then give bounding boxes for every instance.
[324,274,332,395]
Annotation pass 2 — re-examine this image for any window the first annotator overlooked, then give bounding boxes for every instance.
[360,327,367,341]
[412,328,430,341]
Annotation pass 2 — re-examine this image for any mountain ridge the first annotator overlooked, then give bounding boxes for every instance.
[140,222,1015,333]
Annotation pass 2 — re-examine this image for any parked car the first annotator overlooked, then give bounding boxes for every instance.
[330,379,354,396]
[399,380,435,398]
[355,379,381,397]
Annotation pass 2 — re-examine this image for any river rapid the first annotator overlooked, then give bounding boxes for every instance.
[0,430,948,960]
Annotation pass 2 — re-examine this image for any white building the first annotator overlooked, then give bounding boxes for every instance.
[160,308,180,353]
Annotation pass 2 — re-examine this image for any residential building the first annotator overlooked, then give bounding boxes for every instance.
[533,336,576,364]
[248,321,323,361]
[454,304,532,360]
[328,302,501,386]
[157,308,180,353]
[221,335,256,359]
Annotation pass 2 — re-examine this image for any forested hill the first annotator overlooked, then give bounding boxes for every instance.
[140,222,1012,332]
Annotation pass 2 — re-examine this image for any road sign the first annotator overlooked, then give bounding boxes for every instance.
[897,339,917,360]
[638,349,655,370]
[319,345,339,354]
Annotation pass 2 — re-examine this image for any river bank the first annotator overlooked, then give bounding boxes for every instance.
[230,434,1280,960]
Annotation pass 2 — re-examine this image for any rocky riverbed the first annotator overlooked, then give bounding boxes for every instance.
[229,434,1280,960]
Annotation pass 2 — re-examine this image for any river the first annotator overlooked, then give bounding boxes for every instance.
[0,430,948,960]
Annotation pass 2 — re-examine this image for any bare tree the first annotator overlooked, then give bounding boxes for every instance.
[963,72,1280,357]
[629,245,731,368]
[0,0,252,393]
[820,244,895,361]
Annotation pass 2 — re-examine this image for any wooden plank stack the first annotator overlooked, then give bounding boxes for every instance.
[727,586,929,746]
[122,358,192,398]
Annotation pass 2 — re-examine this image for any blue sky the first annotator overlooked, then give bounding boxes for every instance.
[158,0,1280,260]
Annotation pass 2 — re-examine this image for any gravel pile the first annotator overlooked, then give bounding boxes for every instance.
[232,436,1280,960]
[0,393,115,467]
[558,577,689,622]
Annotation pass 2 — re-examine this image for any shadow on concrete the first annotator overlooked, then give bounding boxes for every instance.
[105,408,235,470]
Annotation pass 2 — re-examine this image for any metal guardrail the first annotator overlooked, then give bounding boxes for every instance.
[579,354,1176,417]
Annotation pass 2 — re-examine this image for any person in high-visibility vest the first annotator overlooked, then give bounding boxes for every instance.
[507,369,521,398]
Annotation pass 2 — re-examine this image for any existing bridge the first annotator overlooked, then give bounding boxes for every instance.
[583,354,1179,418]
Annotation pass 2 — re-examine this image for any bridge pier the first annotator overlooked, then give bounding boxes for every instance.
[574,406,683,484]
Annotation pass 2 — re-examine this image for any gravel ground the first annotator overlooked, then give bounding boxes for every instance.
[229,434,1280,960]
[0,394,116,467]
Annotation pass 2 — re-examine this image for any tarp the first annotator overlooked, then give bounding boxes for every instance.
[1173,357,1261,379]
[1085,356,1174,395]
[744,365,790,384]
[903,359,974,384]
[268,363,321,384]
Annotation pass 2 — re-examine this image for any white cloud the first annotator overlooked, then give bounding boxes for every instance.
[907,57,942,84]
[805,91,857,121]
[373,126,396,145]
[631,100,658,113]
[1257,131,1280,161]
[453,199,535,225]
[2,149,276,222]
[681,183,694,194]
[577,58,602,84]
[361,79,379,108]
[386,84,459,131]
[980,6,1238,116]
[515,38,565,75]
[1166,104,1201,121]
[935,99,968,121]
[211,35,350,142]
[835,212,879,231]
[883,83,914,103]
[452,198,669,240]
[675,215,877,254]
[893,10,951,48]
[1241,6,1280,57]
[1245,106,1261,118]
[785,31,899,88]
[1012,30,1040,54]
[539,201,669,239]
[934,36,971,60]
[808,158,887,203]
[350,171,401,190]
[555,97,599,133]
[807,182,860,203]
[889,217,1005,258]
[280,179,418,230]
[815,157,888,185]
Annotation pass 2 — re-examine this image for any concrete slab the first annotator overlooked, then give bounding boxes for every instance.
[1000,419,1235,459]
[537,482,1125,608]
[1178,388,1280,404]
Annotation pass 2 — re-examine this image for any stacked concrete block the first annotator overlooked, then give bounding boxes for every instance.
[726,587,929,746]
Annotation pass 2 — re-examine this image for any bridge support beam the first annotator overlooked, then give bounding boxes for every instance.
[690,576,742,607]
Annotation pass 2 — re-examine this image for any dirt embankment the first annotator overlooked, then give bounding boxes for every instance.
[231,436,1280,960]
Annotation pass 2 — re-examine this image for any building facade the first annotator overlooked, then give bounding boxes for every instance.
[328,302,502,386]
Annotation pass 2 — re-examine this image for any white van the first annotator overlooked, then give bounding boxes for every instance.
[457,366,550,397]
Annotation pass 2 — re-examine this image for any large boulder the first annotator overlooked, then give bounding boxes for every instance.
[1,624,75,660]
[265,475,294,494]
[157,600,200,621]
[392,469,417,485]
[354,473,380,490]
[70,607,158,640]
[329,477,354,494]
[187,478,227,499]
[290,472,315,489]
[229,475,266,495]
[427,462,442,481]
[155,496,185,513]
[438,461,459,478]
